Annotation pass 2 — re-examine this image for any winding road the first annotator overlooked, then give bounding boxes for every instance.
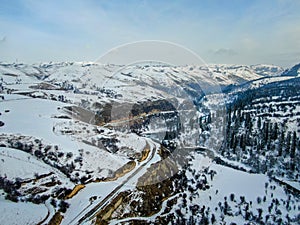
[66,141,157,225]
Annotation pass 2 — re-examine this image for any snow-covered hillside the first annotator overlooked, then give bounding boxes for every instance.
[207,64,284,83]
[282,63,300,76]
[0,62,284,93]
[0,61,299,225]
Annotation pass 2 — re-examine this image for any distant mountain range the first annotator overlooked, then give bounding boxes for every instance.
[0,62,289,88]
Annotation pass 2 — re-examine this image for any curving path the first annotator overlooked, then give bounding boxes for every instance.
[66,141,157,225]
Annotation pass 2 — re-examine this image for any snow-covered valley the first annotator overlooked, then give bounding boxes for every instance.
[0,61,299,225]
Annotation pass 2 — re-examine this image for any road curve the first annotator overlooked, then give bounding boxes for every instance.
[69,141,157,225]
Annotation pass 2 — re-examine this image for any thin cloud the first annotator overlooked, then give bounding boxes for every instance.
[0,36,6,43]
[0,0,300,66]
[212,48,238,56]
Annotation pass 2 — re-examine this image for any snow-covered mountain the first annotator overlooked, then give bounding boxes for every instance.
[0,62,285,96]
[0,61,299,225]
[281,63,300,76]
[208,63,283,78]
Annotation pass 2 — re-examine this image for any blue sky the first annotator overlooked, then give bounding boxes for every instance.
[0,0,299,67]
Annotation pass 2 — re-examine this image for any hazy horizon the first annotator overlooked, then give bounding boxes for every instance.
[1,0,300,67]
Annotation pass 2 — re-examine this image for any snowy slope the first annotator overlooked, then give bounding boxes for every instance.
[281,63,300,76]
[207,64,284,83]
[0,61,299,225]
[0,147,56,180]
[0,190,48,225]
[1,62,285,100]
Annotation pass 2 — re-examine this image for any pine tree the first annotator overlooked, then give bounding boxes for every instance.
[278,131,284,156]
[240,134,246,151]
[211,214,216,224]
[271,123,279,140]
[263,122,269,144]
[286,131,291,156]
[230,132,235,149]
[291,131,296,158]
[257,117,261,129]
[245,113,251,129]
